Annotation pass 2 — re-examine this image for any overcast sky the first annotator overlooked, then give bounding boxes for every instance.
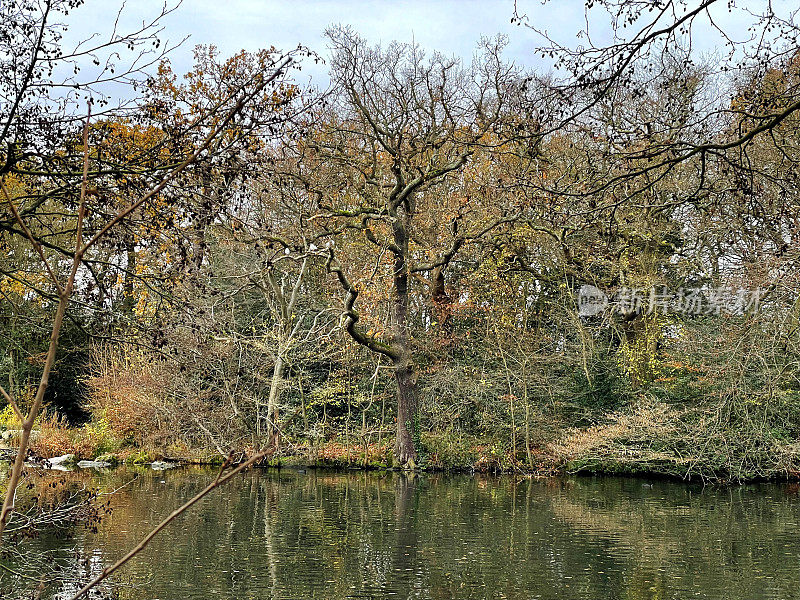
[63,0,559,88]
[60,0,784,93]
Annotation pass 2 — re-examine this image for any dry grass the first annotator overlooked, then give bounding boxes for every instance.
[550,399,686,465]
[549,396,800,481]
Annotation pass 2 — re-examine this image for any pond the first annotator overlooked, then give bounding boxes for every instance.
[2,467,800,599]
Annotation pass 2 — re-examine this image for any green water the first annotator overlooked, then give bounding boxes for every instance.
[3,467,800,599]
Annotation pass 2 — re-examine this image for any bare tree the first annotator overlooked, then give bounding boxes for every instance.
[285,28,522,466]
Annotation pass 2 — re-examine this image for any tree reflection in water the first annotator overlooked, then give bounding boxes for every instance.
[2,468,799,600]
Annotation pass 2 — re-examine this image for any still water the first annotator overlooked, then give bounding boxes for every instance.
[3,467,800,599]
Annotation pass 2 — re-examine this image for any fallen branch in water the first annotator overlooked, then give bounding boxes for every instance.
[67,448,273,600]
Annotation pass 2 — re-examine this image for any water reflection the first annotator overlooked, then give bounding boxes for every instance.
[2,468,799,599]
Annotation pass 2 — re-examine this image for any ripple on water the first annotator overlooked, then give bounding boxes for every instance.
[3,469,800,600]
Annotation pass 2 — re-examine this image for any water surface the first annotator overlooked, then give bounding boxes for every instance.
[3,467,800,599]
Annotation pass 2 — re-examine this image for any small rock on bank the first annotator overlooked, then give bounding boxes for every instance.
[76,460,112,469]
[45,454,76,470]
[150,461,176,470]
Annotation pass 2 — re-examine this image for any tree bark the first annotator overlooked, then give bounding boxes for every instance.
[393,358,418,467]
[391,238,419,467]
[266,354,284,447]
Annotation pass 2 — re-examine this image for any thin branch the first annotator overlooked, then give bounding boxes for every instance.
[67,448,274,600]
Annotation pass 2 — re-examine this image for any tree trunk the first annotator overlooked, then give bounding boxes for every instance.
[393,358,419,467]
[392,242,419,468]
[266,354,285,448]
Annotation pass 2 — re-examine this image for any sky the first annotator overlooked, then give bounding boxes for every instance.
[62,0,562,88]
[58,0,788,95]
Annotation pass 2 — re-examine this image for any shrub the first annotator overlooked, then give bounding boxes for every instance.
[0,404,20,430]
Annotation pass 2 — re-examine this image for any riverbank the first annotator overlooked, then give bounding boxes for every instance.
[250,444,800,484]
[6,432,800,484]
[3,395,799,484]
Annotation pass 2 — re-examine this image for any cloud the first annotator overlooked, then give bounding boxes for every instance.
[61,0,763,95]
[65,0,555,87]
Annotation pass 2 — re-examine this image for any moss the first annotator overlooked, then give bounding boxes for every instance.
[94,453,120,465]
[123,450,154,465]
[206,454,226,466]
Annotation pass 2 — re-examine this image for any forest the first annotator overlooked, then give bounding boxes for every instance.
[2,0,800,516]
